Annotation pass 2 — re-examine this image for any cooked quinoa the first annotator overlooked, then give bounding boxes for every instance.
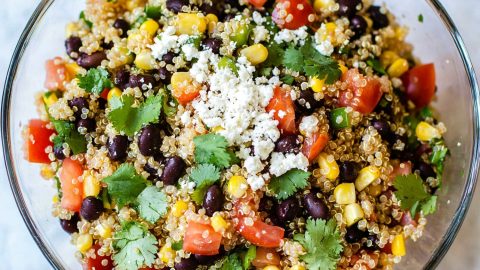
[24,0,449,269]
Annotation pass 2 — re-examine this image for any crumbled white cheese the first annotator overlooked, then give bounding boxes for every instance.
[180,111,192,126]
[189,50,216,83]
[252,11,266,25]
[247,174,266,191]
[269,152,309,176]
[149,26,178,59]
[314,40,334,56]
[244,156,265,175]
[253,25,270,44]
[299,115,320,137]
[274,26,309,45]
[181,43,199,61]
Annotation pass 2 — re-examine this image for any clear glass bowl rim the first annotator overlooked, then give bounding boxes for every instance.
[2,0,479,269]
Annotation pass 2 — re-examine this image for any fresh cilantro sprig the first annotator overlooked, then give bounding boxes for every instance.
[135,186,168,223]
[102,164,148,208]
[268,169,311,200]
[217,253,243,270]
[243,245,256,270]
[393,174,437,216]
[52,120,87,154]
[193,133,238,169]
[366,58,386,75]
[429,139,449,177]
[190,164,221,204]
[294,218,343,270]
[108,94,163,136]
[79,11,93,28]
[77,67,113,95]
[113,222,158,270]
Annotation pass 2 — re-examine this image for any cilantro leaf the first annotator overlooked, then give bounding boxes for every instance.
[393,174,437,216]
[113,222,158,270]
[190,164,221,204]
[263,42,285,68]
[135,186,168,223]
[283,45,304,72]
[218,253,243,270]
[108,94,163,136]
[102,164,148,208]
[366,58,386,75]
[77,67,113,95]
[243,245,256,270]
[294,218,343,270]
[171,240,183,251]
[280,75,295,85]
[193,133,237,169]
[79,11,93,28]
[51,120,87,154]
[429,140,449,177]
[268,169,310,200]
[418,14,424,23]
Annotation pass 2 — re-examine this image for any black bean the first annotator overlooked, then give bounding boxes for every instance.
[304,193,329,219]
[59,213,80,234]
[276,197,299,222]
[203,185,224,216]
[417,162,436,180]
[195,253,221,265]
[102,41,114,50]
[295,89,322,114]
[174,257,199,270]
[364,234,379,251]
[115,69,131,89]
[372,119,393,141]
[336,0,362,17]
[368,6,389,29]
[203,38,222,54]
[350,15,367,39]
[167,0,189,13]
[108,135,129,161]
[161,156,186,185]
[143,163,160,181]
[76,118,96,132]
[162,52,176,64]
[138,125,162,156]
[259,196,275,212]
[224,0,241,9]
[69,97,89,118]
[97,98,107,110]
[77,51,107,69]
[54,145,66,160]
[65,36,82,58]
[113,19,130,38]
[200,3,220,16]
[158,67,173,84]
[129,74,157,90]
[274,134,300,154]
[339,161,360,183]
[345,224,366,243]
[80,196,104,222]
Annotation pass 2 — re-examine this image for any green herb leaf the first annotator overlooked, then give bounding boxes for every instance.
[243,245,256,270]
[113,222,158,270]
[102,164,148,208]
[171,240,183,251]
[283,45,304,72]
[418,14,424,23]
[280,75,295,85]
[218,253,243,270]
[262,42,284,68]
[190,164,221,204]
[366,58,386,75]
[193,133,237,169]
[393,174,437,216]
[145,5,162,19]
[51,120,87,154]
[79,11,93,28]
[294,218,343,270]
[429,139,449,177]
[419,107,433,119]
[135,186,168,223]
[108,94,163,136]
[268,169,310,200]
[77,67,113,95]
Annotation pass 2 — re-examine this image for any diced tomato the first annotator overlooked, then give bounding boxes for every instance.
[381,242,392,254]
[389,161,412,182]
[272,0,315,30]
[100,88,110,100]
[302,132,329,162]
[400,212,418,226]
[248,0,267,8]
[172,85,201,106]
[402,63,436,108]
[339,69,383,114]
[83,244,113,270]
[183,221,222,256]
[236,218,285,248]
[24,119,55,164]
[60,158,84,212]
[266,86,296,134]
[252,247,281,268]
[45,57,71,91]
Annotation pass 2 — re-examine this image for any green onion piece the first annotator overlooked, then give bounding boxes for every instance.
[229,23,252,47]
[218,57,238,75]
[330,108,350,129]
[145,5,162,19]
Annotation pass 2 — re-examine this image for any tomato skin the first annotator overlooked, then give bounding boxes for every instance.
[60,158,84,212]
[252,247,281,268]
[24,119,55,164]
[302,132,329,162]
[100,88,110,100]
[248,0,267,8]
[389,161,412,182]
[266,86,296,134]
[236,218,285,248]
[339,69,383,114]
[173,88,200,105]
[183,221,222,255]
[45,57,70,91]
[402,63,436,108]
[83,244,114,270]
[272,0,315,30]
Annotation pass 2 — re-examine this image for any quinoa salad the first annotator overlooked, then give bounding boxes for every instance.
[24,0,449,269]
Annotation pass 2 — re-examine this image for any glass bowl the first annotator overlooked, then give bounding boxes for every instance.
[2,0,479,269]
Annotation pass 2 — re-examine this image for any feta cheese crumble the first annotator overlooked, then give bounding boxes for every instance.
[269,152,309,176]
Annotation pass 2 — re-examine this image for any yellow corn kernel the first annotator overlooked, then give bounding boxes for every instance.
[392,234,406,256]
[345,203,365,227]
[368,184,383,197]
[387,58,409,78]
[52,195,59,203]
[317,153,339,180]
[65,62,83,77]
[171,71,194,93]
[240,44,269,65]
[320,22,337,41]
[42,91,58,107]
[395,27,408,41]
[334,183,356,205]
[416,121,441,141]
[355,166,380,191]
[95,223,112,238]
[227,175,248,199]
[206,14,219,33]
[172,200,189,217]
[107,87,122,102]
[290,266,306,270]
[310,77,325,93]
[140,19,160,36]
[211,215,228,232]
[112,46,134,66]
[83,174,101,198]
[264,266,281,270]
[313,0,335,12]
[159,245,176,263]
[339,64,348,75]
[40,164,55,179]
[65,22,79,37]
[211,126,225,133]
[76,234,93,253]
[176,13,207,35]
[134,51,156,70]
[380,50,400,68]
[127,32,142,46]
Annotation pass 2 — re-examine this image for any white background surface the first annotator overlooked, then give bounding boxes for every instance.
[0,0,479,269]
